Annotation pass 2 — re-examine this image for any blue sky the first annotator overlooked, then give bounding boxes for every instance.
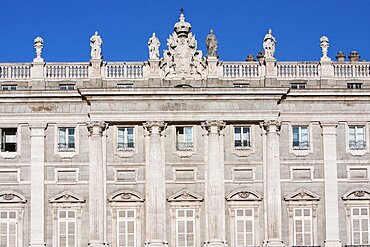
[0,0,369,62]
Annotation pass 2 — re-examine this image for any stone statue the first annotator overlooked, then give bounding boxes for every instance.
[33,37,44,62]
[320,36,330,61]
[206,29,218,58]
[90,31,103,59]
[148,33,161,60]
[263,28,277,59]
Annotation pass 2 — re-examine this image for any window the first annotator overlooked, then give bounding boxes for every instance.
[349,126,366,150]
[58,128,75,152]
[351,207,369,245]
[58,210,76,247]
[117,84,133,88]
[176,209,195,247]
[117,209,136,247]
[176,127,193,151]
[233,84,250,88]
[292,126,309,150]
[293,208,313,246]
[0,211,17,247]
[234,127,251,148]
[235,208,254,246]
[1,85,17,91]
[0,128,17,152]
[59,84,75,90]
[117,127,134,151]
[348,83,362,89]
[290,83,306,89]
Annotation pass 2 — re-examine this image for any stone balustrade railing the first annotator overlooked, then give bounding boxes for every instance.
[277,62,320,78]
[0,64,31,79]
[1,61,370,81]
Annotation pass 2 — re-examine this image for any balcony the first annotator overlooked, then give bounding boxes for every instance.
[117,142,135,152]
[1,143,17,152]
[349,141,366,150]
[292,141,310,150]
[176,142,194,151]
[345,245,370,247]
[234,140,252,149]
[58,143,75,152]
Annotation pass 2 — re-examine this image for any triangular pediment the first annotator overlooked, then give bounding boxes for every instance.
[226,189,262,201]
[167,189,203,202]
[49,190,85,203]
[108,190,144,202]
[342,188,370,200]
[0,191,27,203]
[284,188,320,201]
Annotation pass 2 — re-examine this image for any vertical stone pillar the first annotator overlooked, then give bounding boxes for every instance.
[87,121,108,247]
[321,124,341,247]
[262,120,284,246]
[201,120,227,247]
[143,121,168,246]
[29,125,46,247]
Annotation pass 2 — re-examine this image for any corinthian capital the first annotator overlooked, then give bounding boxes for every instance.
[143,121,167,135]
[262,119,281,133]
[86,121,108,136]
[201,120,226,134]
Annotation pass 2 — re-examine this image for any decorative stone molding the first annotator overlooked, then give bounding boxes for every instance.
[167,189,203,202]
[0,125,22,160]
[226,188,262,201]
[284,188,320,201]
[113,126,138,158]
[49,190,85,203]
[86,121,108,136]
[230,125,256,157]
[343,122,370,156]
[0,191,27,203]
[52,124,81,160]
[142,121,167,136]
[262,119,282,133]
[108,190,145,203]
[342,188,370,200]
[287,123,314,157]
[201,120,226,134]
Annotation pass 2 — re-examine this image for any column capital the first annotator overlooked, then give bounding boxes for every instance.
[86,121,108,136]
[261,119,281,133]
[143,121,167,135]
[201,120,226,134]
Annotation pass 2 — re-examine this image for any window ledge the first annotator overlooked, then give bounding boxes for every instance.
[174,150,195,158]
[232,148,254,157]
[116,150,136,158]
[348,149,367,156]
[0,151,18,159]
[291,149,311,157]
[57,151,77,159]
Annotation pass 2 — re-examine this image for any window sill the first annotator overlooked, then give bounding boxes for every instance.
[348,149,367,156]
[116,149,136,158]
[174,150,196,158]
[57,151,77,159]
[232,147,254,157]
[0,151,18,159]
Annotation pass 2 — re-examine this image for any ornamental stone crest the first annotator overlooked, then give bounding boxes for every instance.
[160,14,206,79]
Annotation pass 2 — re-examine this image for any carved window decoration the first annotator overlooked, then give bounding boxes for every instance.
[176,127,193,151]
[58,128,75,152]
[49,191,85,247]
[342,189,370,246]
[108,190,144,247]
[284,188,320,247]
[226,189,262,247]
[117,127,135,151]
[167,189,203,247]
[234,126,251,149]
[0,191,27,247]
[292,126,309,150]
[349,126,366,150]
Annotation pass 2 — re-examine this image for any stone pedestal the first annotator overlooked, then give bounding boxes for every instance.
[149,59,160,78]
[321,124,341,247]
[90,59,102,78]
[265,58,277,78]
[143,121,168,246]
[29,125,46,247]
[262,120,284,247]
[206,57,219,78]
[87,121,108,247]
[201,121,227,247]
[30,62,45,89]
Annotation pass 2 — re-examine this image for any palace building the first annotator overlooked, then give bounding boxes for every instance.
[0,13,370,247]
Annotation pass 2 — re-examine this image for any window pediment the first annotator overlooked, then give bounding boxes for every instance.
[342,188,370,200]
[49,190,85,203]
[0,191,26,203]
[284,188,320,201]
[226,189,262,201]
[167,189,203,202]
[108,190,144,202]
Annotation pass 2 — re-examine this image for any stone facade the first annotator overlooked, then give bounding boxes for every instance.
[0,13,370,247]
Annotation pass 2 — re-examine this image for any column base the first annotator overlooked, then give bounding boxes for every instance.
[263,239,285,247]
[29,242,46,247]
[203,240,228,247]
[324,239,341,247]
[144,240,168,246]
[88,241,109,247]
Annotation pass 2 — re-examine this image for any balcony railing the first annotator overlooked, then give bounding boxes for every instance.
[234,140,252,149]
[176,142,194,151]
[345,245,370,247]
[292,141,310,150]
[222,62,259,78]
[58,143,76,152]
[0,64,31,79]
[1,143,17,152]
[349,141,367,150]
[117,142,135,151]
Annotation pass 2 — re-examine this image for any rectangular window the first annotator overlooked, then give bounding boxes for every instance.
[117,209,136,247]
[117,127,135,151]
[234,126,251,148]
[59,84,75,90]
[117,84,133,88]
[0,211,17,247]
[293,208,312,246]
[0,128,17,152]
[58,210,76,247]
[351,207,370,245]
[235,208,254,247]
[176,208,195,247]
[290,83,306,89]
[292,126,309,150]
[348,83,362,89]
[58,128,75,151]
[1,85,17,91]
[233,84,250,88]
[176,127,193,151]
[349,126,366,150]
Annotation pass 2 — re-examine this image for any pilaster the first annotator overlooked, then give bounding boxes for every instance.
[321,123,341,247]
[143,121,168,247]
[87,121,108,247]
[262,120,284,247]
[29,124,46,247]
[201,120,227,247]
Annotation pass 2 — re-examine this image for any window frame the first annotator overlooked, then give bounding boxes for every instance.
[172,125,197,158]
[292,208,313,246]
[0,210,17,247]
[116,209,137,247]
[290,83,306,89]
[175,208,196,247]
[345,123,369,156]
[175,126,194,151]
[53,124,80,159]
[348,126,366,150]
[114,126,137,158]
[57,209,77,247]
[58,127,76,152]
[347,83,363,89]
[59,84,75,90]
[117,127,135,151]
[234,208,255,246]
[350,207,370,245]
[288,123,314,156]
[233,126,252,149]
